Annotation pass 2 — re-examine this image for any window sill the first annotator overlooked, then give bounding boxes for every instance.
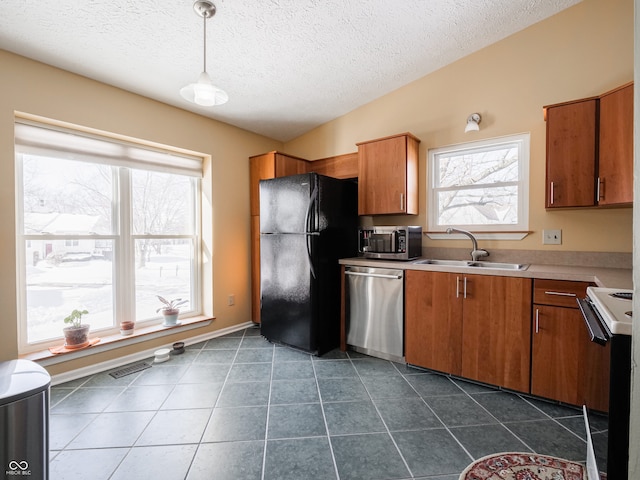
[426,231,531,241]
[19,315,214,367]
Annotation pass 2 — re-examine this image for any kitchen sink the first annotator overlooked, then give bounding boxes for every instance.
[413,259,529,271]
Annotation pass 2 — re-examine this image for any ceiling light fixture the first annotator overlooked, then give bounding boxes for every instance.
[464,113,481,133]
[180,0,228,107]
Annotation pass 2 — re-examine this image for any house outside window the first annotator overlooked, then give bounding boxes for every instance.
[15,120,203,352]
[428,133,530,237]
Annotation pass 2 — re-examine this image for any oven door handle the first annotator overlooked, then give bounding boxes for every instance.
[576,298,610,346]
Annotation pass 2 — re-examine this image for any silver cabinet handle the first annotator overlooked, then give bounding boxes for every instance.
[400,193,404,211]
[345,271,402,280]
[463,277,468,299]
[456,276,460,299]
[544,291,577,297]
[550,181,555,205]
[535,309,540,333]
[597,177,604,201]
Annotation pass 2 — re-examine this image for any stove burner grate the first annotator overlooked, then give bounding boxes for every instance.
[610,292,632,300]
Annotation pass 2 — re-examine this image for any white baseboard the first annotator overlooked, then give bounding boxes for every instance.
[50,321,255,386]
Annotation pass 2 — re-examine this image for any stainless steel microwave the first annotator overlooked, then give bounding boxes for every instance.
[358,226,422,260]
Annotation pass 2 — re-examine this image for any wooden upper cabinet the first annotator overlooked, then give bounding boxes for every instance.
[545,98,597,208]
[357,133,420,215]
[598,82,634,206]
[275,152,308,177]
[308,152,358,179]
[249,152,307,216]
[544,81,633,209]
[249,153,276,216]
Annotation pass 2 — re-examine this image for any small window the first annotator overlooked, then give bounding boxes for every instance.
[428,133,529,235]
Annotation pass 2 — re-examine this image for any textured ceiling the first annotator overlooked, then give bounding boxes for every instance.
[0,0,581,142]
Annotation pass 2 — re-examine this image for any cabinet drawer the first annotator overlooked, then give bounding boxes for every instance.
[533,279,592,308]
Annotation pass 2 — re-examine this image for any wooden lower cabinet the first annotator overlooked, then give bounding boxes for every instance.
[405,271,531,393]
[250,215,261,323]
[461,275,532,393]
[405,271,462,375]
[531,279,610,411]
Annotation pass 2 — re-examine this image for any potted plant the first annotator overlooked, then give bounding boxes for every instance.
[63,309,90,348]
[156,296,188,326]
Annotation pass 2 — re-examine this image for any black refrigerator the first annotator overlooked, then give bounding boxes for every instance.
[259,172,358,355]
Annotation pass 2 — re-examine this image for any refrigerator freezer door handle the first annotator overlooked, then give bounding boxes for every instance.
[305,184,319,234]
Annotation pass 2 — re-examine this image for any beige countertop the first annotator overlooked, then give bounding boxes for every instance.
[339,257,633,290]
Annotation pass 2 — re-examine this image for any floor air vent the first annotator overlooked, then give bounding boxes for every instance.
[109,361,152,379]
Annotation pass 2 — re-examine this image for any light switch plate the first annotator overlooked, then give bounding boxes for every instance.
[542,229,562,245]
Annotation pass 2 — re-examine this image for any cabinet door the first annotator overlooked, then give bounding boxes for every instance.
[531,305,582,404]
[275,153,308,177]
[545,100,597,207]
[250,215,261,323]
[598,83,633,205]
[250,153,276,216]
[531,304,610,411]
[308,153,359,179]
[357,134,419,215]
[405,271,463,375]
[461,275,532,392]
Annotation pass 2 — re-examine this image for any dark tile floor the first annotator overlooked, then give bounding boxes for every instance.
[49,326,609,479]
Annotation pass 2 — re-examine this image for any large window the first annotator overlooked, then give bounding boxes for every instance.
[15,120,202,352]
[428,133,529,235]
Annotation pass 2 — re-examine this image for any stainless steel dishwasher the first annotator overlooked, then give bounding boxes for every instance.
[345,265,404,362]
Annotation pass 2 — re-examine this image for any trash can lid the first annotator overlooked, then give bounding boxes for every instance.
[0,359,51,405]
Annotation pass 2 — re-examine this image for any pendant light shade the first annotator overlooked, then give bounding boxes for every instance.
[180,72,228,106]
[180,1,228,107]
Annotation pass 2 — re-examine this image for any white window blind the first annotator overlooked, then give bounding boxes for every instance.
[14,121,203,177]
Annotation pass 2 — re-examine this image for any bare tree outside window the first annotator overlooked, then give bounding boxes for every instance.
[428,134,529,233]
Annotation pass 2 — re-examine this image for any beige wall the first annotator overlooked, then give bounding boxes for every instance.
[0,50,281,372]
[285,0,634,254]
[0,0,633,375]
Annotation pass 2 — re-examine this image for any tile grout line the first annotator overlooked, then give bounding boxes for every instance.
[516,393,590,444]
[183,331,245,480]
[400,368,477,469]
[311,353,343,480]
[350,355,416,479]
[260,338,277,480]
[451,384,539,456]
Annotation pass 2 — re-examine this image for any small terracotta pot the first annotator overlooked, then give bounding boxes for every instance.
[120,321,135,336]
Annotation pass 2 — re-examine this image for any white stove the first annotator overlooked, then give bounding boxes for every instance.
[586,286,633,336]
[579,286,633,480]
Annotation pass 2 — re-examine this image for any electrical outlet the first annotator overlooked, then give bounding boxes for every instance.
[542,229,562,245]
[227,294,235,306]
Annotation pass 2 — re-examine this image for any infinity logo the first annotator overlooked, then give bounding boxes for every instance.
[8,461,29,470]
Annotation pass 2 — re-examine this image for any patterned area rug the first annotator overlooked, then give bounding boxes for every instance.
[459,452,593,480]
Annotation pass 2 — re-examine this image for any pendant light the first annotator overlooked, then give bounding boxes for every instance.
[180,0,228,106]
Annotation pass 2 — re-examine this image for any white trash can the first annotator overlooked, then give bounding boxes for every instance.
[0,359,51,480]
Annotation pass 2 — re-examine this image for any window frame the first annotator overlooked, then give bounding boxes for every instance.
[15,119,204,354]
[427,133,530,238]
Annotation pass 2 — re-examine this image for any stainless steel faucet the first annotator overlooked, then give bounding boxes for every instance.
[446,228,489,262]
